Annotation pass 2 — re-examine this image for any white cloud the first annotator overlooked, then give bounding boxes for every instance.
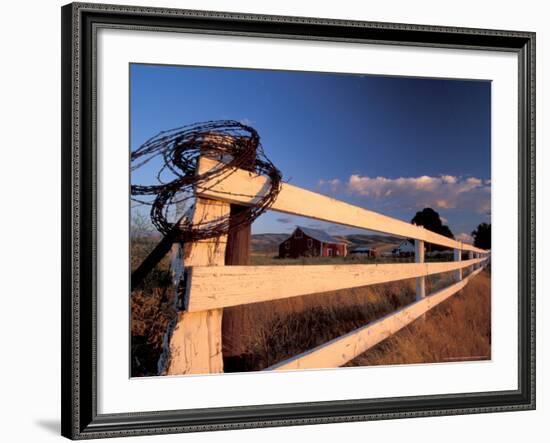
[441,175,457,184]
[319,173,490,214]
[318,178,342,194]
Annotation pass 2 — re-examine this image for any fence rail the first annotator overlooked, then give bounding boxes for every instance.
[159,156,489,374]
[184,258,485,312]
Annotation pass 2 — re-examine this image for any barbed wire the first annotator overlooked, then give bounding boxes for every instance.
[130,120,282,242]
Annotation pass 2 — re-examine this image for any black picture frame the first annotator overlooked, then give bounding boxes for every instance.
[61,2,536,439]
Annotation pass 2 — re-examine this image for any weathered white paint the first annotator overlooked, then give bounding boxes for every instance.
[157,241,185,375]
[165,198,230,375]
[265,266,486,371]
[454,248,463,282]
[468,251,474,274]
[415,239,426,303]
[196,157,488,254]
[185,258,484,312]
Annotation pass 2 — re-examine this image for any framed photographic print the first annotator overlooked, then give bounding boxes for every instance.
[61,2,536,439]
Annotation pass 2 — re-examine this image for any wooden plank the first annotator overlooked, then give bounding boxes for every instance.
[454,248,462,282]
[196,157,488,254]
[165,198,229,375]
[266,266,486,371]
[415,239,425,302]
[415,239,426,322]
[222,143,256,358]
[185,258,485,312]
[468,251,474,274]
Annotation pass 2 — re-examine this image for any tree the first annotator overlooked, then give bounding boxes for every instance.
[411,208,454,251]
[471,222,491,249]
[411,208,454,239]
[131,211,153,240]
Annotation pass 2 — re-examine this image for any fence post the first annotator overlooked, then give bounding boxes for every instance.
[454,247,462,282]
[221,138,257,358]
[165,198,229,375]
[468,250,474,275]
[164,151,232,375]
[415,239,425,302]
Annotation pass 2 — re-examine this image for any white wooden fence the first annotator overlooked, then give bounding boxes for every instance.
[164,156,490,374]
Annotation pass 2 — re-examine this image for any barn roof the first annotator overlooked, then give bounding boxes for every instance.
[295,226,347,245]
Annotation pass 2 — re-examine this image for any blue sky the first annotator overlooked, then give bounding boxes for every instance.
[130,63,491,242]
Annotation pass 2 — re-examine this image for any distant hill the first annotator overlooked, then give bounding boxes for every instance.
[251,232,402,255]
[251,233,290,255]
[337,234,403,253]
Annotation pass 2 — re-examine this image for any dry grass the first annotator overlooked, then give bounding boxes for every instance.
[224,269,490,371]
[131,287,177,376]
[131,236,176,377]
[346,269,491,367]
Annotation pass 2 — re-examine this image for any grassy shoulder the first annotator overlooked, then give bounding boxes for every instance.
[346,268,491,367]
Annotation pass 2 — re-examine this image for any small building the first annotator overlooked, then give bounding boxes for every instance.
[279,226,348,258]
[392,240,415,257]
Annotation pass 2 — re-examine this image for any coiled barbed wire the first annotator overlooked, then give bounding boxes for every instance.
[131,120,282,242]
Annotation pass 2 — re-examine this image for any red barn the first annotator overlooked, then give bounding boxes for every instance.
[278,226,348,258]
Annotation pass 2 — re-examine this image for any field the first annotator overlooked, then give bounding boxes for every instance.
[131,234,490,376]
[346,269,491,367]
